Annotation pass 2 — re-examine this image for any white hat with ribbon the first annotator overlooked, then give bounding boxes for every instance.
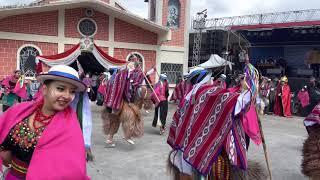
[36,65,86,92]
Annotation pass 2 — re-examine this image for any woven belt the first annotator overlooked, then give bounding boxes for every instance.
[11,156,28,178]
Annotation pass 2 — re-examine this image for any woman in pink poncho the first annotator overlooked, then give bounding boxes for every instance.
[151,74,169,135]
[0,65,89,180]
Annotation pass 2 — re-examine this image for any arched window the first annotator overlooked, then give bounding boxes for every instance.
[18,45,41,78]
[126,52,145,70]
[167,0,181,28]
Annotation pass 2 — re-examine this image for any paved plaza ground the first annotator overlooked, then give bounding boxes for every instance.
[0,103,309,179]
[87,103,308,180]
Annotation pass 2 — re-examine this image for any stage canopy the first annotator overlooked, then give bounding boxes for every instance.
[36,43,126,70]
[236,27,320,46]
[198,54,234,70]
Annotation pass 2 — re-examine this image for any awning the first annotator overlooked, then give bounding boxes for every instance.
[36,43,127,69]
[198,54,234,70]
[231,20,320,31]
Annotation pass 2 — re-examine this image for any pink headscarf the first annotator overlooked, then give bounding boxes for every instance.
[0,100,90,180]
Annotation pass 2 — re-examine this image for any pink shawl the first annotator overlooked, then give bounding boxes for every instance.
[151,81,168,106]
[1,76,12,89]
[12,80,27,99]
[0,100,90,180]
[1,75,27,99]
[242,103,261,145]
[298,90,310,108]
[97,82,107,95]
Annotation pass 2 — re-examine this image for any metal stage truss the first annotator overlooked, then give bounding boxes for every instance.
[192,9,320,30]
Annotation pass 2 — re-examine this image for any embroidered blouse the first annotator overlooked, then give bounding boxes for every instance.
[0,118,45,164]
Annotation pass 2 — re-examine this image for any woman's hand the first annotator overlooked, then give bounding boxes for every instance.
[0,150,12,167]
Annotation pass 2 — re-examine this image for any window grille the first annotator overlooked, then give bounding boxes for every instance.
[19,46,40,78]
[127,53,144,70]
[78,18,97,37]
[161,63,183,84]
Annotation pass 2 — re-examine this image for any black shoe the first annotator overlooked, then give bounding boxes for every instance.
[152,124,156,128]
[86,148,94,162]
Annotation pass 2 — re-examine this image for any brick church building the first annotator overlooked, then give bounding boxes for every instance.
[0,0,190,85]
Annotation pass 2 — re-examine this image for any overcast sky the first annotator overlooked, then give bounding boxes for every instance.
[1,0,319,19]
[119,0,320,19]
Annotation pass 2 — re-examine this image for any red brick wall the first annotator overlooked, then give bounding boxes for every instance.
[65,8,109,41]
[162,0,185,47]
[114,19,158,45]
[64,44,108,54]
[0,40,58,79]
[114,48,156,81]
[64,44,77,51]
[0,11,58,36]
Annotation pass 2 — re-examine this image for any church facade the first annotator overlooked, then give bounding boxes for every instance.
[0,0,190,85]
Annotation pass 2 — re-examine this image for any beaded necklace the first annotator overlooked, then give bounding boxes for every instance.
[9,107,55,151]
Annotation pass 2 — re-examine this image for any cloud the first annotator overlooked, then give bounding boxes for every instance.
[118,0,148,18]
[1,0,318,21]
[118,0,320,20]
[0,0,33,6]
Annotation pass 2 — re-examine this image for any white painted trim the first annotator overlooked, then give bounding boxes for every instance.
[126,52,145,71]
[58,8,65,53]
[0,31,159,51]
[58,43,64,53]
[16,44,43,70]
[0,31,63,44]
[108,47,114,56]
[155,46,161,82]
[108,16,115,42]
[112,42,157,51]
[58,8,65,38]
[183,0,191,73]
[160,45,185,52]
[108,15,115,56]
[77,17,98,37]
[156,0,163,26]
[109,0,115,6]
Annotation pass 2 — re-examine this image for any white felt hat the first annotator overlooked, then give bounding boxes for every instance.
[36,65,86,92]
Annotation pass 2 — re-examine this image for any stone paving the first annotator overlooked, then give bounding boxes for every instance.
[87,103,308,180]
[0,103,309,179]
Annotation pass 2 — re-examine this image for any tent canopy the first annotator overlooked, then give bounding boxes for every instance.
[198,54,234,70]
[36,43,127,71]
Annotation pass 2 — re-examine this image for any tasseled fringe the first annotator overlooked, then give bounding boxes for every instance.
[302,129,320,177]
[119,102,144,138]
[167,151,267,180]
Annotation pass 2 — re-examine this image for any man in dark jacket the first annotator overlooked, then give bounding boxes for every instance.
[269,77,279,113]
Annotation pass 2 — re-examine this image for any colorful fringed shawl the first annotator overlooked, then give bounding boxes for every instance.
[104,69,128,111]
[304,102,320,125]
[170,80,193,102]
[126,68,144,101]
[167,85,246,175]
